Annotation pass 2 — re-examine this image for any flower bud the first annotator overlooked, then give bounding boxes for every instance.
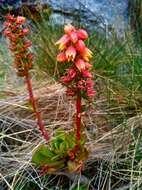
[68,68,76,79]
[70,31,78,43]
[77,80,86,89]
[64,24,75,34]
[3,29,11,37]
[16,16,26,24]
[22,28,29,35]
[77,29,88,40]
[66,88,75,96]
[61,76,71,84]
[24,40,32,48]
[5,14,16,22]
[86,79,94,88]
[82,70,92,78]
[57,52,67,62]
[87,89,96,97]
[27,53,34,61]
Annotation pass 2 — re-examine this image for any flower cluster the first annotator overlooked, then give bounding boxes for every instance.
[3,14,33,77]
[3,14,49,142]
[56,24,95,98]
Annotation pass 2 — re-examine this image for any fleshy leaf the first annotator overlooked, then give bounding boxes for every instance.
[32,144,57,166]
[67,160,83,172]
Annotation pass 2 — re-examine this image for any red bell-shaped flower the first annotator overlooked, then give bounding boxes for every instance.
[77,29,88,40]
[75,40,86,53]
[55,34,70,50]
[81,47,92,61]
[65,46,77,62]
[75,59,86,71]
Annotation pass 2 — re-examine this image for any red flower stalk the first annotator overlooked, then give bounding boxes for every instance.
[76,94,81,141]
[3,14,49,142]
[56,24,95,152]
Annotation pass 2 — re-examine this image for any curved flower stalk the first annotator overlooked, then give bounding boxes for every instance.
[56,24,95,152]
[3,14,49,142]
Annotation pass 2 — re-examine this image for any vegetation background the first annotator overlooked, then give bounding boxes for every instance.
[1,0,142,189]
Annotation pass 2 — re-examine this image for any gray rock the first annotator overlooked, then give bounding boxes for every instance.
[0,0,128,34]
[43,0,128,34]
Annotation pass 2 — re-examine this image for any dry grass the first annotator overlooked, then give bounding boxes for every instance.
[0,77,141,189]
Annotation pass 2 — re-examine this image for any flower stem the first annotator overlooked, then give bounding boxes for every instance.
[69,94,82,159]
[25,72,49,142]
[76,94,81,143]
[70,94,81,158]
